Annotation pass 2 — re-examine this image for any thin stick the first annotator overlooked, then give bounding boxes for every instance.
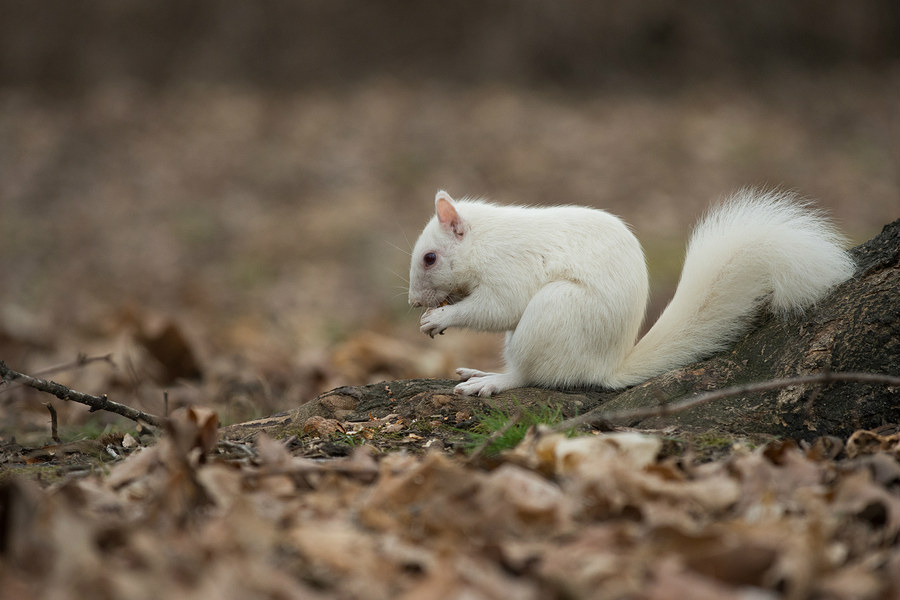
[0,360,165,428]
[555,371,900,432]
[0,353,116,396]
[45,402,61,443]
[34,353,116,378]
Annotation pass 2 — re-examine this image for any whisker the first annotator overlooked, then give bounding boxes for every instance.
[401,227,413,253]
[386,240,412,257]
[389,215,417,256]
[386,267,409,285]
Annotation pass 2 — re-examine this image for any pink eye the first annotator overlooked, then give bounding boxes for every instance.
[424,252,437,267]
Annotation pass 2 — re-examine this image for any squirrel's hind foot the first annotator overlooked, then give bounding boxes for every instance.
[454,370,523,397]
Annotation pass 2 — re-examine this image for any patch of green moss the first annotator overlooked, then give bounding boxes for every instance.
[0,461,103,486]
[0,463,61,484]
[692,431,736,450]
[56,421,138,444]
[464,401,573,457]
[410,420,435,435]
[328,431,366,447]
[276,427,306,441]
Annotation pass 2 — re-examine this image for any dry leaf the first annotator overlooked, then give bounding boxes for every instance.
[478,464,572,534]
[301,415,346,437]
[167,406,220,457]
[846,429,900,459]
[548,432,662,477]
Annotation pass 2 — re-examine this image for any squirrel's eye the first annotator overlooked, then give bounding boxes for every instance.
[424,252,437,267]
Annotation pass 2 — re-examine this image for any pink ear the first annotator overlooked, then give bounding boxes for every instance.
[435,191,465,238]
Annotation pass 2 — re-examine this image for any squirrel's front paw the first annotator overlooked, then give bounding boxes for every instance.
[420,307,452,338]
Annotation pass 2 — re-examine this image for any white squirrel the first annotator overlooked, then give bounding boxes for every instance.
[408,189,855,397]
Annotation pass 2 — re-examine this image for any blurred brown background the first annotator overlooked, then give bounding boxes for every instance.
[1,1,897,430]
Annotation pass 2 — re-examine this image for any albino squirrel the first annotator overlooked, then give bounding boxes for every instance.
[408,189,855,397]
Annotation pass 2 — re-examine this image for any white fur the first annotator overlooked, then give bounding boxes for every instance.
[408,189,855,396]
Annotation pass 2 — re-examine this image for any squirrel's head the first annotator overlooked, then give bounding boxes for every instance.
[408,190,470,308]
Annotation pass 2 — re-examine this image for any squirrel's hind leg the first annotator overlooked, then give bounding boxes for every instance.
[454,280,635,395]
[504,280,632,389]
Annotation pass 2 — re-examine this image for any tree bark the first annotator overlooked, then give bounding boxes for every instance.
[222,219,900,442]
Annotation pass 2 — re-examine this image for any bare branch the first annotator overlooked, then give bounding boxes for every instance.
[0,353,116,396]
[555,371,900,433]
[34,353,116,379]
[45,402,61,443]
[0,360,165,428]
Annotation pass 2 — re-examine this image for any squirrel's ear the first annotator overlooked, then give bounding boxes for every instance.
[435,190,465,239]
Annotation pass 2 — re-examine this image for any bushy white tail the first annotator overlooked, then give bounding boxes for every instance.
[610,189,855,388]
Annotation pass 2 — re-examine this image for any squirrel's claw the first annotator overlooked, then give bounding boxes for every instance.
[420,307,450,338]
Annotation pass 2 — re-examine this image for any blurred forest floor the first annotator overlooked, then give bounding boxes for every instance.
[1,4,899,598]
[0,66,898,438]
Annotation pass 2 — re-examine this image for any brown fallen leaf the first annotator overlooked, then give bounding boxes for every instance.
[301,415,346,437]
[167,405,220,457]
[646,556,769,600]
[846,429,900,459]
[831,468,900,543]
[253,432,293,467]
[477,463,573,535]
[537,523,641,599]
[360,451,485,543]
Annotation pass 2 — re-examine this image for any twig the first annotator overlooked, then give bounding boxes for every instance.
[466,409,522,464]
[0,353,116,396]
[0,360,165,428]
[33,353,116,379]
[45,402,61,443]
[554,371,900,433]
[218,439,256,458]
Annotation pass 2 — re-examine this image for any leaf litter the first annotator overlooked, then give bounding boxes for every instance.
[0,76,897,599]
[1,408,897,600]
